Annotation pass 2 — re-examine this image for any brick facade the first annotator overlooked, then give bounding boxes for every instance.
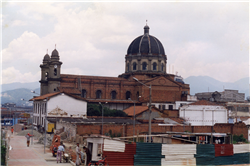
[58,74,190,104]
[76,122,248,140]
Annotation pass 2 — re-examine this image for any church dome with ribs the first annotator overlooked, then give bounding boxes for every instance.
[123,25,167,77]
[127,25,165,56]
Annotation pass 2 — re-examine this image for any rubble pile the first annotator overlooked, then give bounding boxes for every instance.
[38,134,52,146]
[59,131,67,140]
[17,129,42,138]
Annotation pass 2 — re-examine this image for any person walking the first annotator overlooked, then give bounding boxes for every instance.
[11,127,14,134]
[25,133,33,147]
[75,143,80,166]
[57,142,65,163]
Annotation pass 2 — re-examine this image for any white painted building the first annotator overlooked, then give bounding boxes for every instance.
[153,95,197,110]
[179,100,228,126]
[30,92,87,129]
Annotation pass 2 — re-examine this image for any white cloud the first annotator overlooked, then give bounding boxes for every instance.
[11,20,27,26]
[1,2,249,84]
[2,67,40,84]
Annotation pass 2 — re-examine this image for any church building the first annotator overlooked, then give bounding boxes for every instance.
[39,25,190,110]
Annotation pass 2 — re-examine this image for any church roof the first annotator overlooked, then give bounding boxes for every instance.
[127,25,165,55]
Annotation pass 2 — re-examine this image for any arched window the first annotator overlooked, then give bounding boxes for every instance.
[161,63,164,71]
[133,62,137,70]
[126,91,131,100]
[136,91,140,100]
[142,62,147,70]
[45,72,49,80]
[111,90,117,99]
[82,89,87,98]
[54,68,57,76]
[127,63,130,72]
[96,90,102,99]
[153,62,157,71]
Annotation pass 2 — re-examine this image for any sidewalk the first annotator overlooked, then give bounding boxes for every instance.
[7,131,73,166]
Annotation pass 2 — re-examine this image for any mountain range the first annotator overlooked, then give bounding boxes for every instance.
[1,76,249,106]
[185,76,249,96]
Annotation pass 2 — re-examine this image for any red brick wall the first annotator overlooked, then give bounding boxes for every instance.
[60,74,189,103]
[76,122,248,140]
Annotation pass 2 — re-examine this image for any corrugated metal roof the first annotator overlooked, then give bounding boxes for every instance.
[162,144,196,156]
[47,117,141,125]
[103,143,136,166]
[104,139,125,152]
[134,143,164,166]
[233,144,250,154]
[215,144,233,157]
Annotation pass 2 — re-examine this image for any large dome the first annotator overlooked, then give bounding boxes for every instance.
[127,25,165,55]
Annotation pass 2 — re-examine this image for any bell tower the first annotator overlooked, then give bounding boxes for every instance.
[39,48,62,95]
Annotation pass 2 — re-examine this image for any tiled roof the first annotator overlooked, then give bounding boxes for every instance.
[123,106,149,116]
[169,117,185,124]
[61,74,126,81]
[47,117,141,124]
[29,92,61,101]
[87,99,140,104]
[189,100,222,106]
[29,91,87,102]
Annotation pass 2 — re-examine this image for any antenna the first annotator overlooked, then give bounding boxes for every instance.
[146,20,148,25]
[55,44,56,49]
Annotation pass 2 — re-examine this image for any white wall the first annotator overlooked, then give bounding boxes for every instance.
[33,93,87,129]
[179,105,228,126]
[87,138,104,161]
[48,93,87,117]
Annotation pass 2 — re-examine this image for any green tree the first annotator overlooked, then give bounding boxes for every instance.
[87,104,128,117]
[233,134,247,143]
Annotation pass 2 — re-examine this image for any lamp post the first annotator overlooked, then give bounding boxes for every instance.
[99,102,108,136]
[44,97,48,154]
[133,77,152,142]
[99,102,104,135]
[128,98,136,142]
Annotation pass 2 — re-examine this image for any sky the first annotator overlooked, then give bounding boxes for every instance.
[1,1,249,85]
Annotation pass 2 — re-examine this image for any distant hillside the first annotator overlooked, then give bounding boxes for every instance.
[1,82,39,92]
[1,88,40,106]
[184,76,249,97]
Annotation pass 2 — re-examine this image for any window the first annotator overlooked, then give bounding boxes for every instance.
[161,63,164,71]
[136,91,139,99]
[126,91,131,100]
[96,90,102,99]
[169,105,173,110]
[54,69,57,76]
[133,62,137,70]
[127,63,130,71]
[162,105,166,110]
[45,72,48,80]
[159,105,162,110]
[82,89,87,98]
[111,90,117,99]
[142,62,147,70]
[153,62,157,71]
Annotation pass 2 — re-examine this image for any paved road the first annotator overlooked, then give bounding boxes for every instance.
[7,131,73,166]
